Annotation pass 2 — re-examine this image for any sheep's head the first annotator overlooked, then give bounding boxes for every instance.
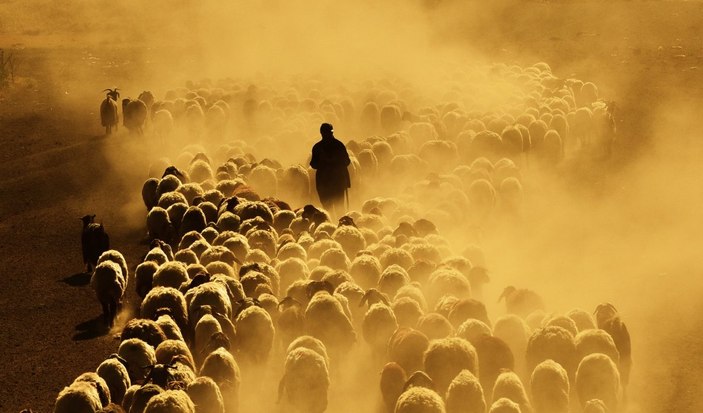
[107,353,129,370]
[393,222,417,238]
[359,288,390,308]
[402,371,435,392]
[203,331,231,354]
[306,280,335,299]
[278,296,302,311]
[234,297,262,318]
[80,214,96,227]
[162,165,186,182]
[143,361,178,388]
[594,302,619,325]
[103,88,120,101]
[338,215,357,228]
[498,286,517,303]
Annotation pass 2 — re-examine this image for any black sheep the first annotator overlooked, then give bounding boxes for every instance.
[81,214,110,273]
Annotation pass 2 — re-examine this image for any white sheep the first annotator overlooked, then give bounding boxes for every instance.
[140,286,189,337]
[361,301,399,356]
[153,261,189,290]
[394,386,446,413]
[526,326,578,381]
[186,376,225,413]
[575,353,621,411]
[199,347,241,412]
[234,304,275,363]
[90,260,126,327]
[117,338,156,383]
[304,292,356,357]
[489,397,521,413]
[492,371,531,413]
[54,380,103,413]
[388,327,430,375]
[530,359,569,413]
[96,355,131,405]
[143,389,195,413]
[423,337,479,396]
[155,339,195,371]
[445,369,486,413]
[278,346,330,413]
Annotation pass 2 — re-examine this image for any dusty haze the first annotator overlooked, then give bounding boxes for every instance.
[1,0,702,412]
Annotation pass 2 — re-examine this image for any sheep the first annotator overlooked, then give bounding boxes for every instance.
[143,390,195,413]
[426,268,471,308]
[278,346,330,413]
[117,338,156,384]
[530,359,569,413]
[445,369,486,413]
[96,355,131,405]
[54,380,104,413]
[100,89,120,134]
[362,301,399,357]
[394,386,446,413]
[277,297,306,348]
[566,308,597,332]
[304,291,356,357]
[392,296,424,328]
[417,312,453,340]
[350,254,383,290]
[234,304,275,363]
[423,337,479,395]
[81,214,110,273]
[545,315,578,338]
[122,98,148,135]
[526,326,578,381]
[186,376,225,413]
[185,281,233,326]
[574,329,620,366]
[153,261,189,290]
[120,318,167,349]
[594,303,631,389]
[199,347,241,411]
[488,398,521,413]
[456,318,492,344]
[381,362,408,413]
[332,224,366,258]
[388,328,430,374]
[448,298,491,329]
[155,339,194,370]
[146,207,175,243]
[194,313,223,365]
[135,261,159,299]
[126,383,163,413]
[499,286,545,318]
[474,335,515,395]
[575,353,621,411]
[492,371,531,413]
[380,247,415,271]
[90,260,126,327]
[141,287,189,335]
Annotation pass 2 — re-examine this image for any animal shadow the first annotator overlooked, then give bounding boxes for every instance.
[72,315,109,341]
[60,272,91,286]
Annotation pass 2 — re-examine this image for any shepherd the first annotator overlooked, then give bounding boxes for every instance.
[310,123,351,217]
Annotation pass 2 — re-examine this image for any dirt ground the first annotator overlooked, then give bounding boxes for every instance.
[1,1,702,412]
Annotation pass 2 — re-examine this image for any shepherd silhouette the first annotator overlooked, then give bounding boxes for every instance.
[310,123,351,216]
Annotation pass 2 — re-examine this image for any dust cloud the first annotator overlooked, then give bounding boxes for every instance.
[3,0,702,412]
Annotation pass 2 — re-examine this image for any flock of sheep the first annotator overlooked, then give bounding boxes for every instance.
[54,61,628,413]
